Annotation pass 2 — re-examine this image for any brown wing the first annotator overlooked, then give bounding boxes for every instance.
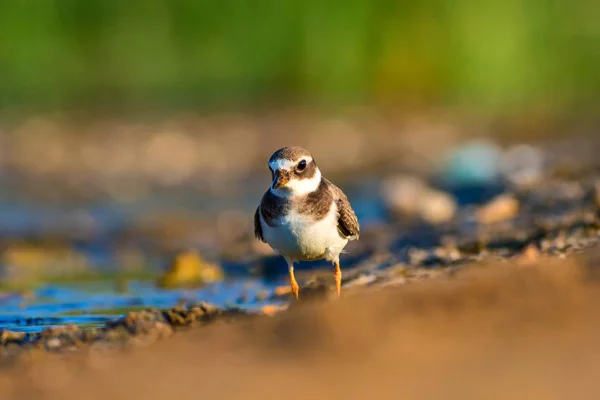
[325,179,360,240]
[254,206,266,242]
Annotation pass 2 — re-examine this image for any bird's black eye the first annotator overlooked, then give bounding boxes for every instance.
[297,160,307,171]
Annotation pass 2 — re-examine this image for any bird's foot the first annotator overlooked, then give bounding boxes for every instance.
[289,266,300,300]
[291,281,299,300]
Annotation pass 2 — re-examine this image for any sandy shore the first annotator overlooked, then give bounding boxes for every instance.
[2,249,600,400]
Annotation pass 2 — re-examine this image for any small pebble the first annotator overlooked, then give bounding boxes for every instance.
[381,175,457,224]
[45,338,61,350]
[381,175,426,217]
[260,305,287,316]
[274,286,292,296]
[418,189,458,224]
[515,244,540,266]
[476,193,520,224]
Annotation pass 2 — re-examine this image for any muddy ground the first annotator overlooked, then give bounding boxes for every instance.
[1,250,600,399]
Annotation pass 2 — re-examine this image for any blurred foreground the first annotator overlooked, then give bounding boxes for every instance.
[2,251,600,399]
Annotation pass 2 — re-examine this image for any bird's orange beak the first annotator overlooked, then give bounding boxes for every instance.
[272,170,289,189]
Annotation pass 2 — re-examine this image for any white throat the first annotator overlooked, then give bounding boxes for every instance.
[270,168,322,198]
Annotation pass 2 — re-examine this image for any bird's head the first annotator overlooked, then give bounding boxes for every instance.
[268,146,321,197]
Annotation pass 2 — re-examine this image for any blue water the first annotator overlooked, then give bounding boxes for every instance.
[0,278,286,332]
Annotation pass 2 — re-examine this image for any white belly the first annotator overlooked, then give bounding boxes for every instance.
[261,205,348,262]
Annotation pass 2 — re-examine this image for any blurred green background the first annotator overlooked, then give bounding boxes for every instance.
[1,0,598,112]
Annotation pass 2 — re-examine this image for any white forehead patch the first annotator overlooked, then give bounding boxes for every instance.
[269,156,312,171]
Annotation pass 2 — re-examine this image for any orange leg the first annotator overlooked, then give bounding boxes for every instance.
[334,261,342,298]
[289,265,299,300]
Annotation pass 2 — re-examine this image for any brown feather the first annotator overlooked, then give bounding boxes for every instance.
[256,176,359,241]
[294,178,331,220]
[324,178,360,240]
[269,146,311,163]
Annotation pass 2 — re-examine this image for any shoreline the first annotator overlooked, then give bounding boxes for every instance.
[0,250,598,399]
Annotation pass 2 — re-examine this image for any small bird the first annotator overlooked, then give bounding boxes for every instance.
[254,146,359,300]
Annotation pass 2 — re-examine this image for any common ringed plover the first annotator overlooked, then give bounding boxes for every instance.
[254,146,359,299]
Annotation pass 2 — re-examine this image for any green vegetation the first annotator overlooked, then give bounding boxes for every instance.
[0,0,598,111]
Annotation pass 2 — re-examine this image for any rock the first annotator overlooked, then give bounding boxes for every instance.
[476,193,520,224]
[274,286,292,297]
[501,144,546,187]
[381,175,427,217]
[433,246,462,263]
[441,139,503,186]
[45,337,62,351]
[0,330,26,345]
[408,248,430,266]
[156,250,224,289]
[154,321,174,339]
[418,188,458,224]
[260,304,287,316]
[515,244,540,266]
[382,175,457,224]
